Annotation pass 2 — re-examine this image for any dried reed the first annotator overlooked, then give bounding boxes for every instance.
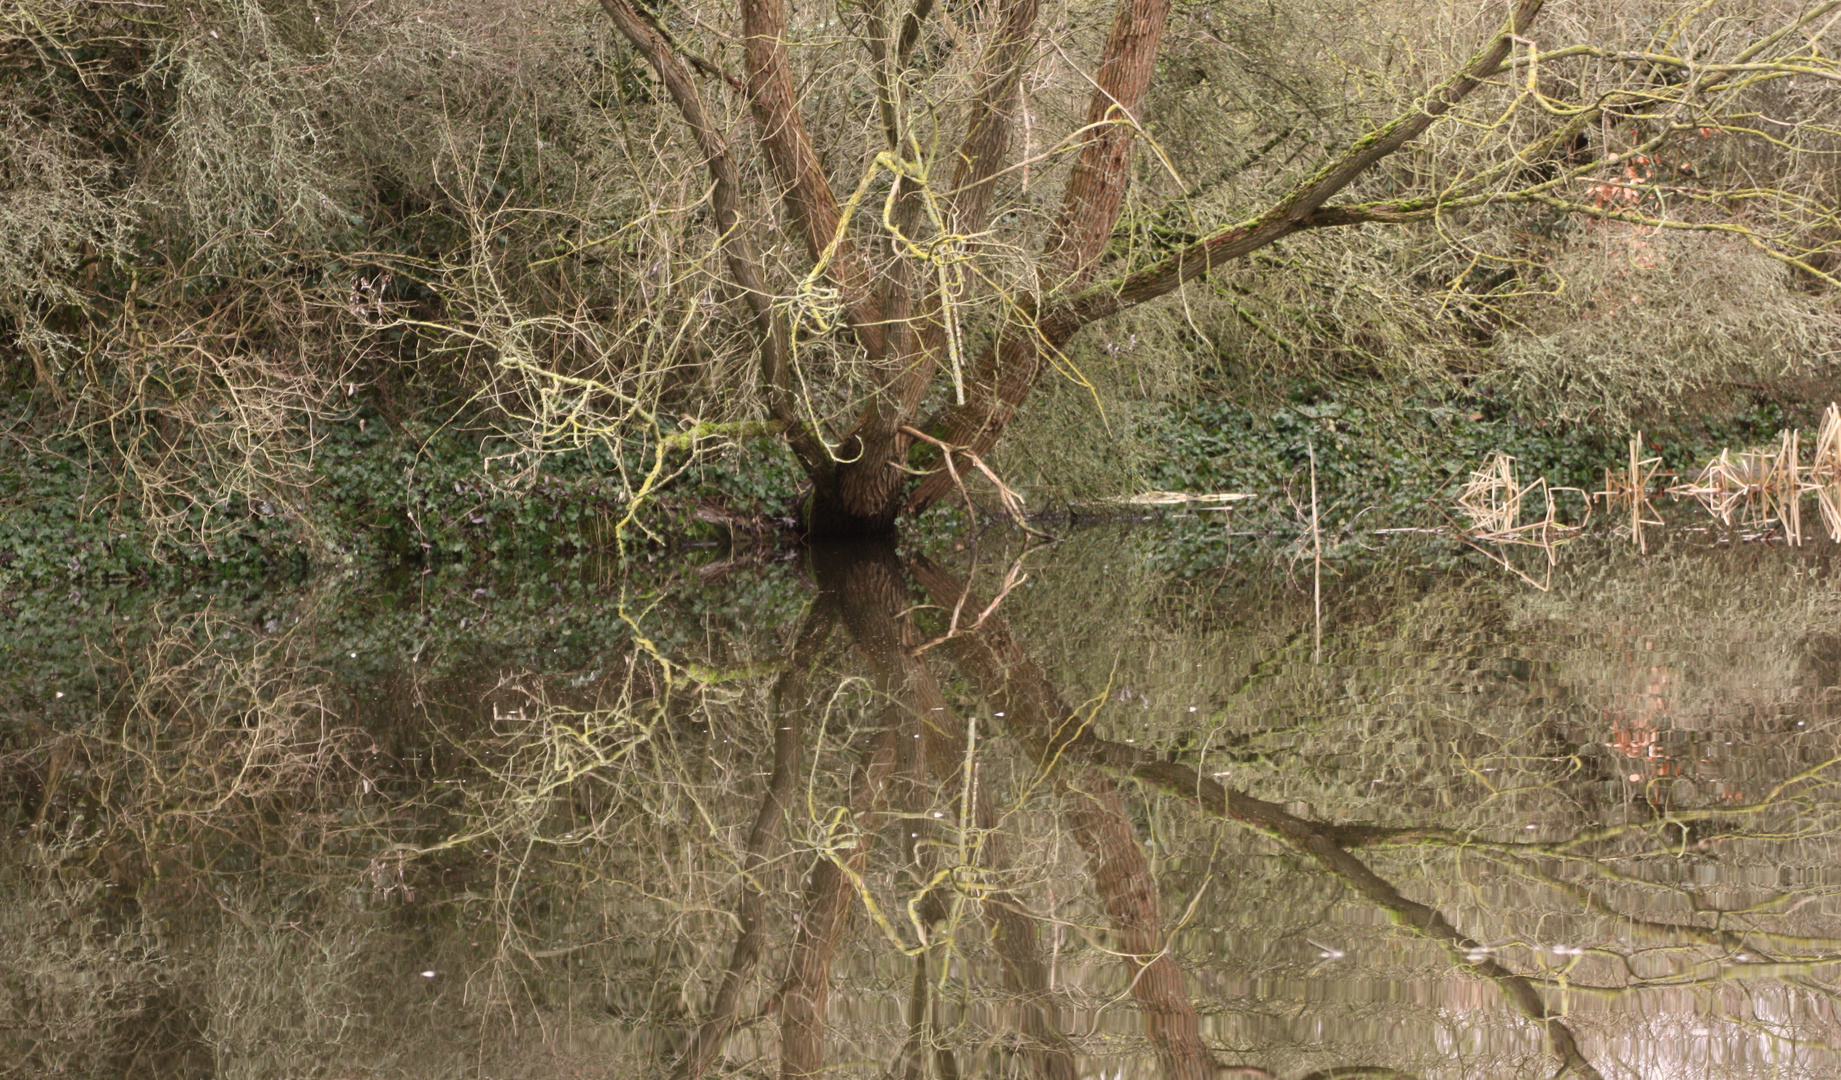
[1813,403,1841,542]
[1595,433,1664,552]
[1455,452,1583,589]
[1669,414,1839,544]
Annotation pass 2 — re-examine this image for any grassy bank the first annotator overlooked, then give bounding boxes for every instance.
[1,387,1822,592]
[0,406,807,590]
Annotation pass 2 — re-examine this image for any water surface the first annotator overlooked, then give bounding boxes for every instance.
[5,528,1840,1079]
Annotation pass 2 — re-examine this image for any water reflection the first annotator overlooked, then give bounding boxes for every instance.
[4,531,1840,1078]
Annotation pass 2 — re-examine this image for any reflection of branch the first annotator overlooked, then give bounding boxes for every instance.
[1481,848,1841,961]
[937,718,1082,1080]
[977,871,1082,1080]
[1107,769,1604,1079]
[909,560,1219,1078]
[674,598,836,1080]
[826,542,1078,1080]
[1062,772,1218,1080]
[1469,849,1841,1010]
[887,949,962,1080]
[912,550,1033,656]
[868,546,1206,1076]
[906,555,1606,1080]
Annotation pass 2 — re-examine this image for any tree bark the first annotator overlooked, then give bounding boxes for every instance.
[1046,0,1173,284]
[741,0,883,352]
[905,0,1546,516]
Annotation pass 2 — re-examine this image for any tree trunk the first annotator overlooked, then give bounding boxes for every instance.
[804,454,910,537]
[600,0,1552,539]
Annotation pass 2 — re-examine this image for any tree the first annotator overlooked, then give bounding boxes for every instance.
[590,0,1841,536]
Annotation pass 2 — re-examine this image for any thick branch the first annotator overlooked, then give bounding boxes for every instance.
[906,0,1545,512]
[1051,0,1545,326]
[742,0,883,353]
[946,0,1045,237]
[596,0,832,478]
[1046,0,1174,284]
[825,0,1047,501]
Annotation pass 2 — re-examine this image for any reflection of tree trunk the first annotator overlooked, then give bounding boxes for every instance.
[824,540,950,926]
[828,542,960,1080]
[823,541,1079,1080]
[1062,773,1217,1080]
[894,950,929,1080]
[896,558,1213,1079]
[889,949,964,1080]
[675,598,836,1080]
[780,559,910,1080]
[920,678,1081,1080]
[780,845,864,1080]
[780,721,899,1080]
[979,887,1080,1080]
[904,555,1606,1080]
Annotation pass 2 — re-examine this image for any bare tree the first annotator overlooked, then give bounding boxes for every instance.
[592,0,1840,535]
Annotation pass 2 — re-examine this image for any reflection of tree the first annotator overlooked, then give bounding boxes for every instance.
[12,545,1841,1078]
[906,554,1603,1080]
[676,597,835,1080]
[820,546,1074,1080]
[669,543,1615,1079]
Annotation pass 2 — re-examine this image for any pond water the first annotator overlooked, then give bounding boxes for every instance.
[5,526,1841,1079]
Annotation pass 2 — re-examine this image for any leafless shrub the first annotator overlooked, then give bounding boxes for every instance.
[1488,232,1841,426]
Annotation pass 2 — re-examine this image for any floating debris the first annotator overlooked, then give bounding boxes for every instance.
[1106,490,1257,508]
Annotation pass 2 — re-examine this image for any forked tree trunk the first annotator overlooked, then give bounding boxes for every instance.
[599,0,1549,538]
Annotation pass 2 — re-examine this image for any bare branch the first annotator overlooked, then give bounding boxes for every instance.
[907,0,1546,514]
[596,0,833,477]
[1051,0,1546,328]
